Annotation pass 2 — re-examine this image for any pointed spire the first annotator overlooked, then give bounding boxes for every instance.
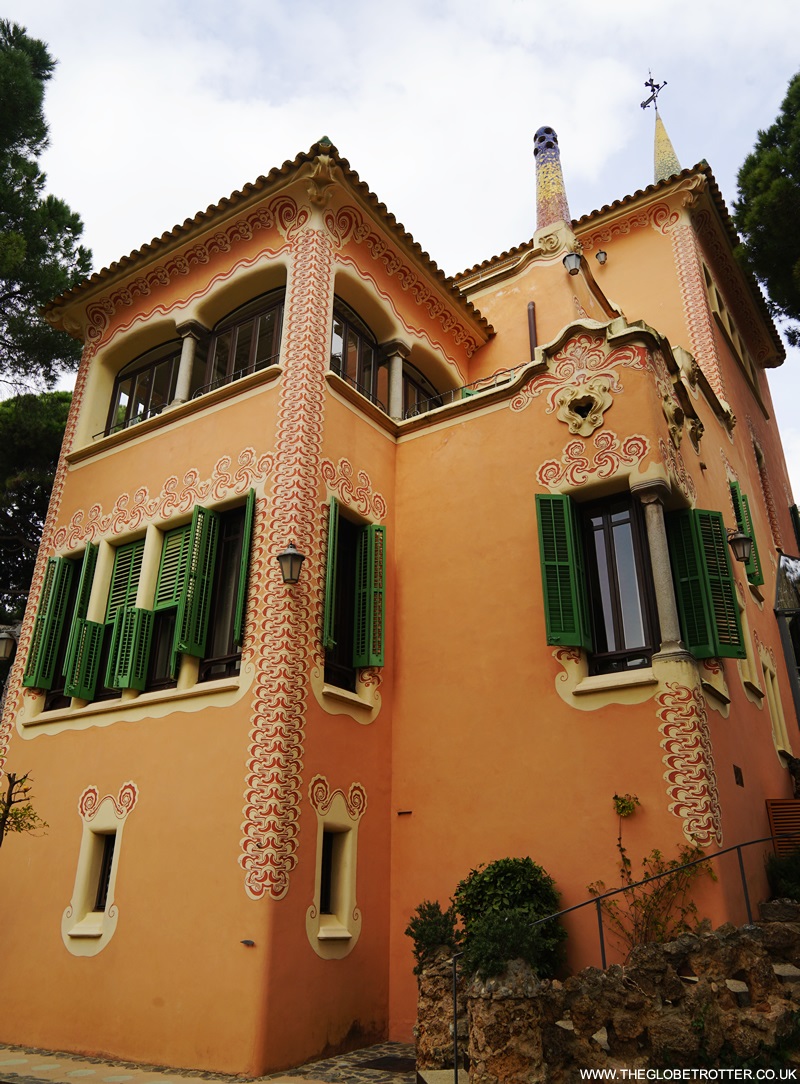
[654,109,681,183]
[534,127,572,231]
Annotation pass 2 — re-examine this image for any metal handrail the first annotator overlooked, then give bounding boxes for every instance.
[447,830,800,1082]
[403,364,528,420]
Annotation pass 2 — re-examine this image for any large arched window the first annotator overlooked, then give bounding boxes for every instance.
[330,301,388,411]
[194,289,284,398]
[106,342,182,436]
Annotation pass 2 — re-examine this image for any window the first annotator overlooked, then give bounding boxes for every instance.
[536,493,658,675]
[401,360,444,418]
[729,481,764,586]
[106,343,182,436]
[323,497,386,692]
[196,291,284,397]
[23,492,255,706]
[536,494,746,669]
[330,301,388,410]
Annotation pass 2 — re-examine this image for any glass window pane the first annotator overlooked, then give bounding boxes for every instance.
[613,521,646,648]
[361,341,375,398]
[590,528,616,651]
[331,317,344,375]
[345,329,359,383]
[209,331,232,384]
[233,322,253,376]
[375,359,389,411]
[130,369,152,422]
[254,309,279,370]
[149,358,175,416]
[112,378,132,431]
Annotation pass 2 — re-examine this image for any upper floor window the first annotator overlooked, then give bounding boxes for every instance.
[106,343,181,436]
[23,492,255,709]
[402,360,444,418]
[323,497,386,692]
[196,291,284,398]
[330,301,388,411]
[536,493,746,673]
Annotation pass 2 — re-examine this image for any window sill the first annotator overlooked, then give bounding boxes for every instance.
[322,683,374,710]
[22,675,242,728]
[573,668,658,696]
[743,678,765,700]
[67,913,104,939]
[318,919,352,941]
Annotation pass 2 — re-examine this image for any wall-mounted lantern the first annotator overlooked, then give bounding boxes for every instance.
[276,543,306,585]
[727,528,753,565]
[562,252,582,276]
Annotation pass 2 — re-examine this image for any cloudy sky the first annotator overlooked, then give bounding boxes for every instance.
[7,0,800,495]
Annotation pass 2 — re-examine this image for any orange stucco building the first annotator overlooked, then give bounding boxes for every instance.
[1,121,799,1075]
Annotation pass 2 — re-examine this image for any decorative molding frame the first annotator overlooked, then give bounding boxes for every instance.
[61,781,139,956]
[305,775,367,959]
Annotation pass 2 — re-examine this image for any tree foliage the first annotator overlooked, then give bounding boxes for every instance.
[0,390,71,621]
[0,20,91,390]
[734,72,800,346]
[0,770,47,848]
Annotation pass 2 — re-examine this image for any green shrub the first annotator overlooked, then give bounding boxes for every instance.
[766,848,800,901]
[405,899,458,975]
[454,857,566,980]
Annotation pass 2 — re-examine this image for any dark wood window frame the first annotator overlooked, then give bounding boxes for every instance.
[105,343,182,436]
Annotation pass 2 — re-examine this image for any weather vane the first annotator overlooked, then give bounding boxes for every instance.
[641,74,667,111]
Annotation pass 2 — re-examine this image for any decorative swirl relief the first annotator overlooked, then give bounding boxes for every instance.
[321,458,387,521]
[308,775,368,820]
[84,196,307,349]
[656,682,722,846]
[537,432,650,490]
[511,334,648,414]
[322,204,481,358]
[658,437,697,502]
[52,449,274,550]
[239,227,335,901]
[78,781,138,821]
[579,202,680,253]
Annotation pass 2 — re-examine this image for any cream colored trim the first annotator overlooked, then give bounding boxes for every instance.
[61,784,138,957]
[305,778,366,960]
[309,665,381,724]
[760,644,792,759]
[573,669,658,696]
[18,672,249,737]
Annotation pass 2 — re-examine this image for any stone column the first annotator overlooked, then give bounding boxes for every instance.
[382,339,410,420]
[633,481,688,662]
[172,320,207,405]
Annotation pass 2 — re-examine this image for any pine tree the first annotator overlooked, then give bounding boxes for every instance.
[0,21,91,390]
[734,73,800,346]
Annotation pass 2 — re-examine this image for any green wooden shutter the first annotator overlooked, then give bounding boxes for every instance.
[176,505,220,657]
[154,525,191,609]
[353,523,386,667]
[791,504,800,553]
[233,488,256,647]
[64,618,105,700]
[535,494,592,650]
[729,481,764,586]
[23,557,75,689]
[105,539,145,621]
[107,606,154,690]
[666,508,745,659]
[63,543,99,683]
[322,498,339,651]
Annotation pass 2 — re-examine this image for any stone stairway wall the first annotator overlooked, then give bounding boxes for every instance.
[416,901,800,1083]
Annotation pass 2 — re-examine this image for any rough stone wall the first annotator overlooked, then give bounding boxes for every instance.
[415,949,468,1071]
[417,905,800,1083]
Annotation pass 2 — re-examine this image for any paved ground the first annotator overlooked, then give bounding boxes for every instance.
[0,1042,417,1084]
